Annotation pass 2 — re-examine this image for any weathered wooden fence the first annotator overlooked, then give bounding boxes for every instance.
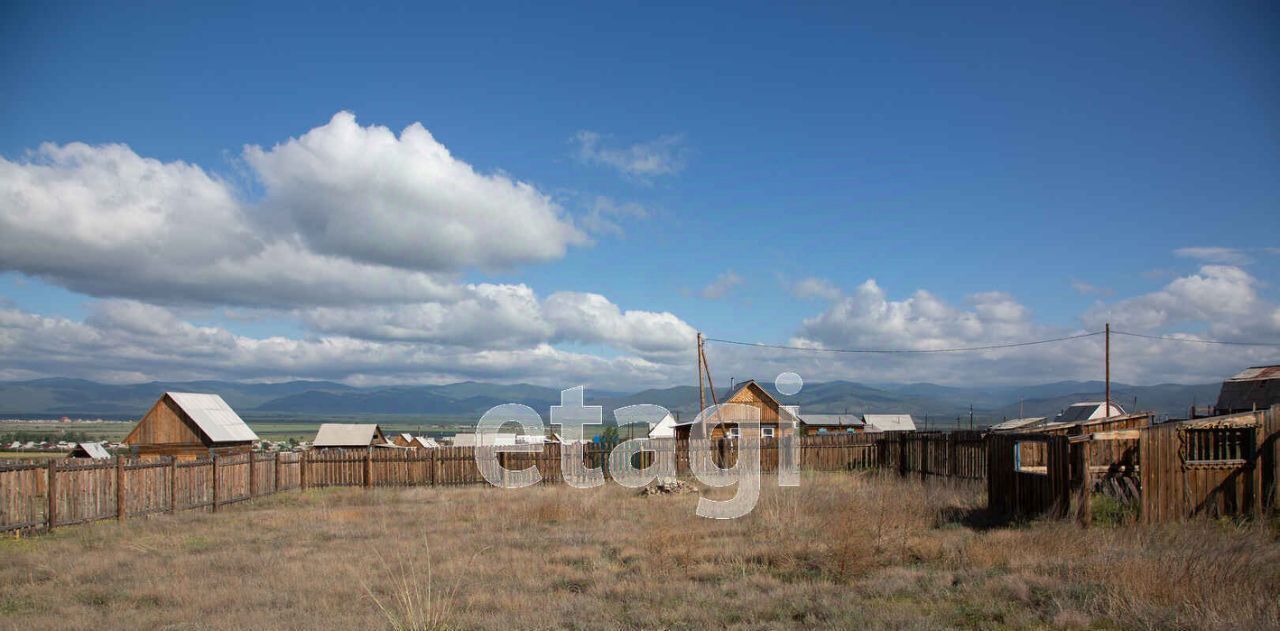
[0,452,302,533]
[6,409,1278,533]
[0,435,877,533]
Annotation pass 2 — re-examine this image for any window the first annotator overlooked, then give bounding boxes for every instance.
[727,427,740,439]
[1183,428,1253,467]
[762,427,775,439]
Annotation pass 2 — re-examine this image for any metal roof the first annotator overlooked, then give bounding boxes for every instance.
[1225,365,1280,382]
[312,423,383,447]
[988,417,1047,432]
[801,414,864,427]
[862,414,916,432]
[412,436,439,448]
[1055,402,1125,423]
[167,392,259,443]
[73,442,111,459]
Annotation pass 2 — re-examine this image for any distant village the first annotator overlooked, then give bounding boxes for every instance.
[4,364,1276,462]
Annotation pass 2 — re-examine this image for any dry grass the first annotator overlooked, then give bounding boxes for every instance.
[0,472,1277,630]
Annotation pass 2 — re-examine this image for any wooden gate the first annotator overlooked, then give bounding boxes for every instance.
[986,433,1070,517]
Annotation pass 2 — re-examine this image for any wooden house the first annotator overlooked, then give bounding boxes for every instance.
[123,392,259,460]
[391,432,416,447]
[671,380,797,440]
[312,423,387,449]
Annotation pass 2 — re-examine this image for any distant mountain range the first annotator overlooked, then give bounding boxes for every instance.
[0,377,1225,426]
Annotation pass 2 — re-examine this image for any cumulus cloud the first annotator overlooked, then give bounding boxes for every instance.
[0,112,583,307]
[572,130,686,178]
[699,270,743,300]
[1083,265,1280,339]
[543,291,696,359]
[0,302,685,388]
[246,112,586,271]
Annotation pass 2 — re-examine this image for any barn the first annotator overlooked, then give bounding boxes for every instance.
[1215,365,1280,414]
[671,380,797,440]
[312,424,387,449]
[123,392,259,460]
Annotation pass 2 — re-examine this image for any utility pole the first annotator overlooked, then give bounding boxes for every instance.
[697,332,706,413]
[1105,322,1111,417]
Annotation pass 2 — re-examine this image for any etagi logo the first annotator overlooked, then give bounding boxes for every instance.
[472,373,806,519]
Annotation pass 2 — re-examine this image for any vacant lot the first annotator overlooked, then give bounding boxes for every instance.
[0,472,1276,630]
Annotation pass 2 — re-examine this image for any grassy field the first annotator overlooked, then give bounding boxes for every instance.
[0,472,1276,630]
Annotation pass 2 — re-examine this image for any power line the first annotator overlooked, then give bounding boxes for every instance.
[703,331,1104,354]
[1111,330,1280,347]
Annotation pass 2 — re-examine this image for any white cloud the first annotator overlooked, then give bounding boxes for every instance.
[543,291,696,359]
[247,112,586,271]
[790,277,842,301]
[1083,265,1280,339]
[0,302,685,388]
[572,130,686,178]
[699,270,743,300]
[0,112,583,307]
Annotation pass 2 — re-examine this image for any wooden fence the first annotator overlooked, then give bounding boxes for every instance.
[6,409,1278,533]
[0,434,876,533]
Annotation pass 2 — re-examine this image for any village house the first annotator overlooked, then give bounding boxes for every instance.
[123,392,259,460]
[311,424,387,449]
[1215,365,1280,414]
[670,380,798,440]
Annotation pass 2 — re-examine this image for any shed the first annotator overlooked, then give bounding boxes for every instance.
[391,432,416,447]
[68,442,111,459]
[123,392,259,460]
[411,436,439,449]
[312,423,387,449]
[862,414,917,433]
[1215,365,1280,414]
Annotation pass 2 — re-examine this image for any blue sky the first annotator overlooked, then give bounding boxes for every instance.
[0,2,1277,387]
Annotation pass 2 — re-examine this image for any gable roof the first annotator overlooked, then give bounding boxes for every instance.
[412,436,439,448]
[166,392,259,442]
[313,423,383,447]
[862,414,916,432]
[1055,401,1125,424]
[71,442,111,459]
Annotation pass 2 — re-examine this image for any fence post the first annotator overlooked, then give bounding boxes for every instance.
[300,450,309,490]
[116,456,126,522]
[274,452,281,494]
[169,456,178,514]
[431,449,438,486]
[947,433,957,478]
[211,454,220,513]
[1078,441,1092,527]
[364,449,373,489]
[46,459,57,532]
[248,452,256,499]
[898,434,907,477]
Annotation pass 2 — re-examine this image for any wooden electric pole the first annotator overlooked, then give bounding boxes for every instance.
[1105,322,1111,416]
[697,332,706,412]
